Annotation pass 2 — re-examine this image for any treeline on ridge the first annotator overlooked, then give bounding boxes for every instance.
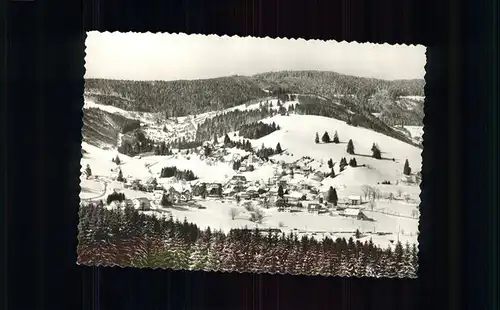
[84,77,267,115]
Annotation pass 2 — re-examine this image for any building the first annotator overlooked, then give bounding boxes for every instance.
[307,203,323,213]
[343,208,361,218]
[348,195,362,205]
[133,198,152,211]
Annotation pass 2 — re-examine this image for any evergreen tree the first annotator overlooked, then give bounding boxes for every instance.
[278,185,284,198]
[315,132,320,144]
[330,168,336,178]
[224,133,232,145]
[347,139,355,154]
[349,158,358,167]
[403,159,412,175]
[371,143,382,159]
[117,169,124,182]
[85,164,92,177]
[115,155,121,165]
[275,143,283,154]
[321,131,331,143]
[326,186,338,205]
[333,130,340,143]
[327,158,334,168]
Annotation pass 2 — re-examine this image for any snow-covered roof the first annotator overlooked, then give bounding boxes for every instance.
[246,186,258,192]
[287,191,303,199]
[344,208,360,216]
[348,195,361,200]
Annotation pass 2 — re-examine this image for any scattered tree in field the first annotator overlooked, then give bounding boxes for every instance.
[327,186,338,206]
[388,192,394,203]
[224,133,232,145]
[361,185,373,200]
[369,199,376,210]
[355,229,362,239]
[371,143,382,159]
[339,157,348,171]
[315,132,320,144]
[117,169,124,182]
[347,139,355,154]
[322,131,331,143]
[278,185,284,198]
[275,143,283,154]
[229,208,239,220]
[85,164,92,178]
[333,130,340,143]
[330,168,336,178]
[327,158,334,169]
[249,208,265,224]
[403,159,412,175]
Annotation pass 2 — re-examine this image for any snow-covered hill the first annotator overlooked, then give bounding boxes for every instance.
[251,114,422,179]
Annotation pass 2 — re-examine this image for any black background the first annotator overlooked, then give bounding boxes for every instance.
[3,0,498,309]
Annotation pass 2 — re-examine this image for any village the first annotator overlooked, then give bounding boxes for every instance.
[82,135,421,247]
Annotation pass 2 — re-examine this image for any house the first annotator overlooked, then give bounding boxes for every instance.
[231,175,247,184]
[119,199,134,208]
[153,190,165,202]
[167,185,192,202]
[307,203,322,213]
[348,195,362,205]
[343,208,361,218]
[133,198,152,211]
[401,174,416,183]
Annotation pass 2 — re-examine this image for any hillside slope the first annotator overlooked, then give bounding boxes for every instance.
[82,107,141,148]
[254,114,422,182]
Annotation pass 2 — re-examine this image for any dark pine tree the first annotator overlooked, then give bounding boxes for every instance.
[371,143,382,159]
[330,168,336,178]
[275,143,283,154]
[117,169,124,182]
[321,131,331,143]
[278,185,284,198]
[403,159,412,175]
[327,159,334,169]
[333,131,340,143]
[85,164,92,177]
[115,155,121,165]
[347,139,355,155]
[349,158,358,167]
[315,132,320,144]
[224,133,232,145]
[327,186,338,205]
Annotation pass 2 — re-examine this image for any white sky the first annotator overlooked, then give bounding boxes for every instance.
[85,31,426,81]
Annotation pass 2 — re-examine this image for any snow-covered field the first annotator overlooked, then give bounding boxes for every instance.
[166,198,418,249]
